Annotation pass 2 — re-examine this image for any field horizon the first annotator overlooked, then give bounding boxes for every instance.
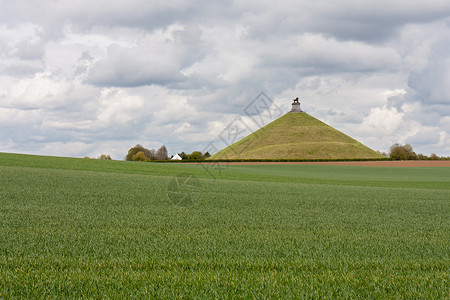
[0,152,448,298]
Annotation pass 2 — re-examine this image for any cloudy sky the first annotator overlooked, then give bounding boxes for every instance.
[1,0,450,159]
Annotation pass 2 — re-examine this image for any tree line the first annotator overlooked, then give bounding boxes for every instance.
[126,144,168,161]
[382,143,449,160]
[125,144,211,162]
[178,151,211,160]
[84,154,111,160]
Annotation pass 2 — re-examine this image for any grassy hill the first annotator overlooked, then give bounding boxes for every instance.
[210,112,384,160]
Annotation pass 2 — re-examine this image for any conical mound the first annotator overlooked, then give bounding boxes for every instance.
[210,112,383,160]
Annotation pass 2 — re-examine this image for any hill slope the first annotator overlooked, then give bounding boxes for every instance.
[210,112,384,160]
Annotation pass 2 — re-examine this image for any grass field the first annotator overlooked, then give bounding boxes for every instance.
[0,152,449,298]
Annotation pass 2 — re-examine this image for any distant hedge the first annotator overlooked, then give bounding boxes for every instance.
[162,157,391,163]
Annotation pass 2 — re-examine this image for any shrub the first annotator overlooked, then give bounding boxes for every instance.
[98,154,112,160]
[132,151,150,162]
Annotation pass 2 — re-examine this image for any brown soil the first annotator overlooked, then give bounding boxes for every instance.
[200,161,450,167]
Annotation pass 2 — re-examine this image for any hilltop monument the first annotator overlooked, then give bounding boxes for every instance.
[290,97,304,113]
[209,97,384,160]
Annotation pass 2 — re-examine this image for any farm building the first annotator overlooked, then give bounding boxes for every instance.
[171,153,182,160]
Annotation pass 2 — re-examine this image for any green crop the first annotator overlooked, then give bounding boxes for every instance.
[0,153,448,298]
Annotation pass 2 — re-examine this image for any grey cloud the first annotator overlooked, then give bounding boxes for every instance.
[2,63,43,77]
[75,51,94,76]
[406,130,441,146]
[0,0,236,34]
[240,0,450,42]
[1,0,450,157]
[87,44,185,87]
[14,39,46,60]
[389,28,450,121]
[259,34,401,73]
[311,2,450,41]
[86,26,209,87]
[408,65,450,106]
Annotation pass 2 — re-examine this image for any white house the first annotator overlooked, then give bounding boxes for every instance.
[170,153,182,160]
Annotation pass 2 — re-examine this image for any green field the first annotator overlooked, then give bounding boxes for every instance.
[0,153,449,298]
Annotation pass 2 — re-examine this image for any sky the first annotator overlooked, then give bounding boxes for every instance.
[1,0,450,159]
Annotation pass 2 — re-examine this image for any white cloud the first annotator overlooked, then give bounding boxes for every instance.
[96,88,144,125]
[5,72,72,109]
[362,105,404,135]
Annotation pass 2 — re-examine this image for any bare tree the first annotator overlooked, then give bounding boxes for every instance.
[156,145,168,160]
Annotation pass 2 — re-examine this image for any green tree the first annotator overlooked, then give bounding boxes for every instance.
[389,143,417,160]
[179,152,188,160]
[132,151,149,162]
[188,151,203,160]
[126,144,154,161]
[416,153,428,160]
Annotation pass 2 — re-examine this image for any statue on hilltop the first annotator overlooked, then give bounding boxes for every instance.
[290,97,304,113]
